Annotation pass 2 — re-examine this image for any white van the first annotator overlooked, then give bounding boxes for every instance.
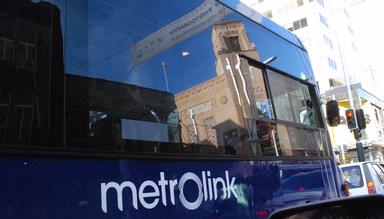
[340,162,384,196]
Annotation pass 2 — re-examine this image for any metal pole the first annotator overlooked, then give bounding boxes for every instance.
[356,140,365,161]
[334,30,354,109]
[332,7,365,161]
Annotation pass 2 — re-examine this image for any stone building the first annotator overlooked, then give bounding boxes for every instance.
[175,21,280,156]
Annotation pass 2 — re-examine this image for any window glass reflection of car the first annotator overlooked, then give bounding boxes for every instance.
[266,170,326,210]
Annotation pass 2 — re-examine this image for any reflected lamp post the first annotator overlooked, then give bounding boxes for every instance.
[162,61,170,92]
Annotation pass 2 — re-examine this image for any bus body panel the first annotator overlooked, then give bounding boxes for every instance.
[0,157,338,218]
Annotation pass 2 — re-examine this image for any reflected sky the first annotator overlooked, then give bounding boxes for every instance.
[43,0,314,94]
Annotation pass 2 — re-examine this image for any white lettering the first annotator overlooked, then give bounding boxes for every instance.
[139,180,160,209]
[100,170,237,213]
[213,177,227,199]
[225,171,238,198]
[101,181,138,213]
[207,171,213,200]
[169,179,178,205]
[158,172,168,206]
[202,171,208,201]
[178,172,203,210]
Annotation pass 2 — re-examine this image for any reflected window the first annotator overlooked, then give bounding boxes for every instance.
[286,126,321,156]
[16,41,37,70]
[276,124,325,156]
[256,121,280,156]
[224,36,241,52]
[248,66,274,119]
[0,37,14,60]
[223,128,239,155]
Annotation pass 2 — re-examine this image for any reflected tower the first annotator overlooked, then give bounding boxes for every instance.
[212,21,260,76]
[175,21,274,156]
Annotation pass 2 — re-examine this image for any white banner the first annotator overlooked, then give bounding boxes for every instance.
[131,0,232,65]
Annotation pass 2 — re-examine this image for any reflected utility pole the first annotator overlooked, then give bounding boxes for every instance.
[189,109,199,143]
[162,61,170,92]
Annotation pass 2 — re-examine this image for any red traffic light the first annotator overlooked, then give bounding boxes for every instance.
[345,109,357,129]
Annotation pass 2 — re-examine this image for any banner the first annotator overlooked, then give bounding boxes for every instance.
[131,0,231,65]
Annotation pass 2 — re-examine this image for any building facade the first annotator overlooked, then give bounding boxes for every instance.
[243,0,365,94]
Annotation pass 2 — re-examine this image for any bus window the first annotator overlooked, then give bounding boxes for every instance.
[276,124,326,156]
[267,70,319,127]
[250,67,274,120]
[265,69,325,156]
[0,0,328,158]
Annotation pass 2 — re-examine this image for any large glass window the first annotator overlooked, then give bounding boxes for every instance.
[268,70,319,127]
[0,0,328,157]
[266,69,327,156]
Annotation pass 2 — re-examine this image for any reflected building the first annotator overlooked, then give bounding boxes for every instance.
[0,0,179,151]
[66,74,179,150]
[0,0,64,146]
[0,0,324,157]
[175,21,279,156]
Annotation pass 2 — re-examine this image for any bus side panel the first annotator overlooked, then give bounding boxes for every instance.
[0,157,338,219]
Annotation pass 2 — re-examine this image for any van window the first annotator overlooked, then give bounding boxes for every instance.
[342,166,364,189]
[371,164,384,183]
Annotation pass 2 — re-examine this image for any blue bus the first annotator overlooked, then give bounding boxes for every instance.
[0,0,344,218]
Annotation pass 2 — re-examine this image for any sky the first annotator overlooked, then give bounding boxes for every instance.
[347,0,384,99]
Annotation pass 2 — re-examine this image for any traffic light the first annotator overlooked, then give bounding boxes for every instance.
[345,109,357,129]
[355,109,366,129]
[326,100,340,127]
[353,128,362,140]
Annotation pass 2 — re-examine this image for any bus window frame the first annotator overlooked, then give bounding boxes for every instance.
[239,53,325,130]
[0,55,332,160]
[0,144,333,161]
[239,53,329,157]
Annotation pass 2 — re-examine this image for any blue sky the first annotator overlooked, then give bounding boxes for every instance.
[57,0,315,95]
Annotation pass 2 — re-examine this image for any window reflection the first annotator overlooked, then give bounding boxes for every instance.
[256,121,280,156]
[251,67,274,119]
[0,0,328,157]
[0,0,64,146]
[276,124,325,157]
